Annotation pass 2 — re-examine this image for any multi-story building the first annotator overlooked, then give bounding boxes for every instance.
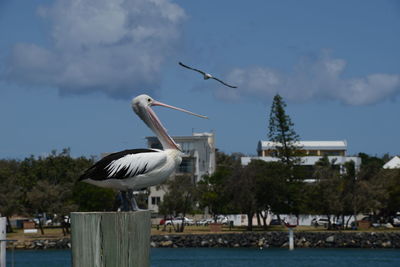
[146,132,216,212]
[241,140,361,176]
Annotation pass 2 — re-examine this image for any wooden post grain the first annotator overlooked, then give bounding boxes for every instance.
[71,211,151,267]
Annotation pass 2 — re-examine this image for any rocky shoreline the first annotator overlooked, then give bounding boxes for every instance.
[6,238,71,250]
[6,232,400,250]
[152,232,400,249]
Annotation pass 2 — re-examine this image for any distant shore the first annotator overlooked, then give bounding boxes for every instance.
[6,231,400,249]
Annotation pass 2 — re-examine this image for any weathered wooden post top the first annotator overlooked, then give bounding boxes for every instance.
[71,211,151,267]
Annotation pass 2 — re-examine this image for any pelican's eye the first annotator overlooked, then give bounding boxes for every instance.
[147,98,151,103]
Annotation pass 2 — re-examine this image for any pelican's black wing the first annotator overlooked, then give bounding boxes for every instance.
[79,148,164,181]
[211,76,238,88]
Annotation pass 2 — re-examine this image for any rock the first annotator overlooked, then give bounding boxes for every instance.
[150,241,157,248]
[382,241,391,248]
[15,242,25,249]
[326,236,335,243]
[200,240,209,247]
[160,240,173,247]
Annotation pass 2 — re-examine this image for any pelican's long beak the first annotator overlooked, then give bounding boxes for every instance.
[151,100,208,119]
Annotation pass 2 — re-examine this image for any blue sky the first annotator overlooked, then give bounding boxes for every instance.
[1,0,399,159]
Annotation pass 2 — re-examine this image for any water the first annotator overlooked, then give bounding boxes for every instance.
[6,248,400,267]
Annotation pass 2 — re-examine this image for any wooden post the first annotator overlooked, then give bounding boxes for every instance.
[71,211,151,267]
[288,228,294,251]
[0,217,6,267]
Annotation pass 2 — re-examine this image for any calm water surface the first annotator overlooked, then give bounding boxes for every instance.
[6,248,400,267]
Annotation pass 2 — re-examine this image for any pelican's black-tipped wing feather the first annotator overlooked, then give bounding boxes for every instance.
[79,148,164,181]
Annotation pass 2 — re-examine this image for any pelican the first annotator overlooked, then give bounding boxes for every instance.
[79,94,208,211]
[179,62,238,88]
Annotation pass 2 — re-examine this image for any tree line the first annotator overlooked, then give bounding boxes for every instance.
[1,147,398,232]
[0,148,116,233]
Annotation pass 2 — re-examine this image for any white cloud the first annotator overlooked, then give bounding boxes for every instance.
[4,0,185,99]
[221,51,400,105]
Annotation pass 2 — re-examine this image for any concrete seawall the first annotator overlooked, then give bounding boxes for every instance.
[6,232,400,249]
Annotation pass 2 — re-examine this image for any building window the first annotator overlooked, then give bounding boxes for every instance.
[177,157,195,173]
[307,150,319,156]
[321,151,343,156]
[151,197,161,206]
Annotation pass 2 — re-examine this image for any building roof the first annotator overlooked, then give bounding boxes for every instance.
[241,155,361,167]
[383,156,400,169]
[258,140,347,151]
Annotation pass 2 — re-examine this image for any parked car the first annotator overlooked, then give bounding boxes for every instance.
[216,215,228,225]
[196,218,213,226]
[160,217,194,226]
[33,217,52,226]
[350,216,381,229]
[197,215,228,226]
[311,218,330,227]
[159,217,172,226]
[269,219,282,226]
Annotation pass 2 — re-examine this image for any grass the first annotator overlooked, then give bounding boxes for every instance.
[151,224,400,235]
[7,228,69,241]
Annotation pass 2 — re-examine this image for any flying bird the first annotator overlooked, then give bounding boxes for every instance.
[179,62,237,88]
[79,94,208,211]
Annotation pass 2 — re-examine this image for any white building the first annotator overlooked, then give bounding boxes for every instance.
[146,132,216,212]
[241,140,361,175]
[383,156,400,169]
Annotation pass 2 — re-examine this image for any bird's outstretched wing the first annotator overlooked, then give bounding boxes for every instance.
[179,61,238,88]
[211,76,238,88]
[79,149,166,181]
[179,62,206,76]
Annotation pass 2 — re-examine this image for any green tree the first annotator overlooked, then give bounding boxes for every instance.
[158,175,196,232]
[227,164,258,230]
[379,169,400,217]
[268,94,301,165]
[250,160,288,228]
[267,94,303,219]
[26,180,64,234]
[196,151,239,221]
[307,156,343,229]
[72,182,116,212]
[0,160,24,232]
